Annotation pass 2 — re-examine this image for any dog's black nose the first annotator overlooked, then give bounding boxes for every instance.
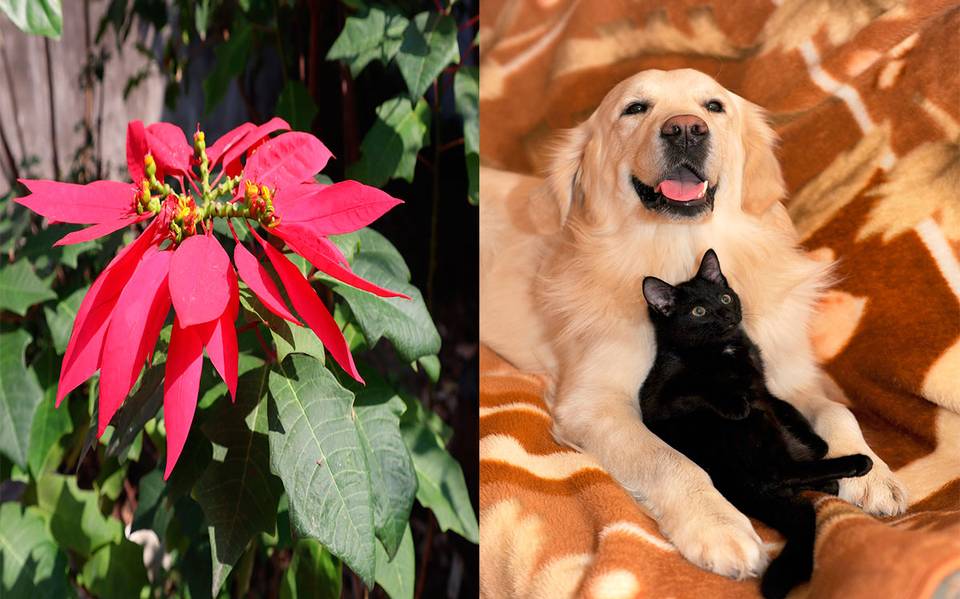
[660,114,709,147]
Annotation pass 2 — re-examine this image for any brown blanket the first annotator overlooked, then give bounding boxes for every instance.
[479,1,960,597]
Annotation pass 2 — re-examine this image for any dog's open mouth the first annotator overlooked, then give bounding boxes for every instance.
[656,164,708,202]
[631,165,717,216]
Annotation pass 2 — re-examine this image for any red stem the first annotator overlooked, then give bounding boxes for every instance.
[438,137,464,153]
[459,15,479,31]
[237,321,259,334]
[416,154,434,170]
[253,325,277,364]
[413,516,437,599]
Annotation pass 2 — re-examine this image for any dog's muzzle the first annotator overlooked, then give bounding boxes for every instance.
[632,174,718,218]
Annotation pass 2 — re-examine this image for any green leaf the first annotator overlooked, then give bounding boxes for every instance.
[79,538,148,599]
[0,330,43,468]
[0,503,69,598]
[0,191,31,253]
[35,473,124,557]
[329,229,440,362]
[16,223,101,271]
[268,355,376,586]
[454,66,478,156]
[466,152,479,206]
[131,470,168,535]
[194,366,284,595]
[280,539,342,599]
[326,7,409,77]
[271,323,327,365]
[0,261,56,316]
[375,525,414,599]
[27,349,73,476]
[417,354,440,383]
[348,97,430,187]
[401,400,478,543]
[401,392,452,446]
[395,12,459,99]
[203,19,251,113]
[332,227,410,282]
[104,364,163,461]
[43,286,87,355]
[180,530,214,599]
[455,65,479,204]
[0,0,62,38]
[354,383,417,558]
[276,80,318,132]
[195,0,213,40]
[95,460,127,502]
[214,216,247,242]
[164,428,213,504]
[239,286,326,364]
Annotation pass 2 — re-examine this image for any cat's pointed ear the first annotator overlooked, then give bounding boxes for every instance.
[697,249,727,286]
[643,277,677,316]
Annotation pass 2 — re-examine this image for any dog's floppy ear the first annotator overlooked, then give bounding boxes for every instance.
[738,97,786,215]
[531,122,592,227]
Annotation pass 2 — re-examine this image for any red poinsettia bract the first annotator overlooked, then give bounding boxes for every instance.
[16,119,407,478]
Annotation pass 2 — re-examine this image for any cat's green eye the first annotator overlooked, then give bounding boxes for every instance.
[692,306,706,317]
[720,294,732,304]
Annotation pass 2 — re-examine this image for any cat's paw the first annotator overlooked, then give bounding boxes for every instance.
[714,397,751,420]
[838,457,907,516]
[660,492,768,579]
[806,435,829,460]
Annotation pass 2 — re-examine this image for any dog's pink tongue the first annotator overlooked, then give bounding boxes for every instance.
[658,180,706,202]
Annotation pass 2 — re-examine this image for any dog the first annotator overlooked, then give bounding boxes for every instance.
[479,69,907,579]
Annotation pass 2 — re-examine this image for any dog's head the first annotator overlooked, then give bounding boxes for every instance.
[542,69,784,228]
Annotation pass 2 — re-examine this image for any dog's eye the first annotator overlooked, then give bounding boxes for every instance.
[720,294,732,304]
[692,306,706,317]
[623,102,649,116]
[706,100,724,113]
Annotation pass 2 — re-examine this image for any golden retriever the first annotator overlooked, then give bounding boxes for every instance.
[479,69,907,579]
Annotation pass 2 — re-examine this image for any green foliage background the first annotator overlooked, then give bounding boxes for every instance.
[0,0,479,597]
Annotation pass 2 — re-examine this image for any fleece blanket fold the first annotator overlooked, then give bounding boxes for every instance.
[479,1,960,597]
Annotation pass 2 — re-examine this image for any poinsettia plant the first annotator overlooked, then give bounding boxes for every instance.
[2,116,477,599]
[1,0,477,596]
[16,118,406,479]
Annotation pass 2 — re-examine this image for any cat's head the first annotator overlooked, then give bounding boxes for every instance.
[642,249,742,347]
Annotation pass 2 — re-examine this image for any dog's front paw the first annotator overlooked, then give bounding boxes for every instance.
[661,492,768,579]
[838,456,907,516]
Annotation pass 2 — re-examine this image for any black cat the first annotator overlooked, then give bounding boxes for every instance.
[639,249,873,599]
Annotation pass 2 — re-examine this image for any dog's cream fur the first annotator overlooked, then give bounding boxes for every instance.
[480,69,907,578]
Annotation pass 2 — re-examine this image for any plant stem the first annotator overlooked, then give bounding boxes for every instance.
[306,0,321,100]
[0,32,26,160]
[427,79,441,310]
[460,14,479,31]
[413,515,437,599]
[438,137,464,153]
[272,0,289,83]
[0,116,18,186]
[81,0,94,180]
[43,37,60,180]
[235,538,257,597]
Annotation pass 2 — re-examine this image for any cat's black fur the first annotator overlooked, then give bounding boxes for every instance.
[639,249,873,599]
